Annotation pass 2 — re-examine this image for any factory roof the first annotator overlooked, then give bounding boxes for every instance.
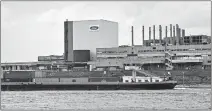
[66,19,118,23]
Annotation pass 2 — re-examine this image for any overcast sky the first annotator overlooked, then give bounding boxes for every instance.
[1,1,211,62]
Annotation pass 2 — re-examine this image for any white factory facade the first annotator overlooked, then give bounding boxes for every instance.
[64,19,118,61]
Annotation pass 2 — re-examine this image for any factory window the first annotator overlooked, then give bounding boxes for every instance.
[138,80,142,82]
[183,49,188,51]
[72,79,76,82]
[145,80,149,82]
[209,55,211,56]
[107,51,116,53]
[119,51,127,53]
[208,61,211,63]
[155,80,159,82]
[125,80,129,82]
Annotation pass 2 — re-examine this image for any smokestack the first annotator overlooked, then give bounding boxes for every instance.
[179,28,181,45]
[165,26,168,45]
[159,25,162,44]
[131,26,134,46]
[142,26,145,46]
[173,26,175,45]
[153,25,155,45]
[170,24,172,44]
[149,27,151,40]
[176,24,179,45]
[182,29,185,45]
[182,29,185,37]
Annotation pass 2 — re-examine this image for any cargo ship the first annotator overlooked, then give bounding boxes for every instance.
[1,20,211,90]
[1,69,177,91]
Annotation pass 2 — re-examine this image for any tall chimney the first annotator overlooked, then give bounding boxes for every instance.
[176,24,179,45]
[142,26,145,46]
[159,25,162,44]
[182,29,185,45]
[173,26,175,45]
[165,26,168,45]
[170,24,172,44]
[131,26,134,46]
[153,25,155,45]
[149,27,151,40]
[179,28,181,45]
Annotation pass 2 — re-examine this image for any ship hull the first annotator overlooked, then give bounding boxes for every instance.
[1,82,177,91]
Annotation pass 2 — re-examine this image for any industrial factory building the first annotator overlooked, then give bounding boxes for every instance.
[1,20,211,78]
[64,19,118,61]
[90,24,211,71]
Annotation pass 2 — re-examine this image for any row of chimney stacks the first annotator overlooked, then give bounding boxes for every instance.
[131,24,185,46]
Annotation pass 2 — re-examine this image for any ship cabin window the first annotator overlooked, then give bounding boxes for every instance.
[125,80,129,82]
[209,55,211,56]
[145,80,149,82]
[138,80,142,82]
[155,80,159,82]
[208,61,211,63]
[72,79,76,82]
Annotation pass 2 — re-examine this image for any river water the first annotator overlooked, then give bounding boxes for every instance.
[1,87,211,110]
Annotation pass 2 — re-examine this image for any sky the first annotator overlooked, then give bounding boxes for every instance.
[1,1,211,62]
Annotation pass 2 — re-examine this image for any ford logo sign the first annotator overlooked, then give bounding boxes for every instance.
[90,26,99,31]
